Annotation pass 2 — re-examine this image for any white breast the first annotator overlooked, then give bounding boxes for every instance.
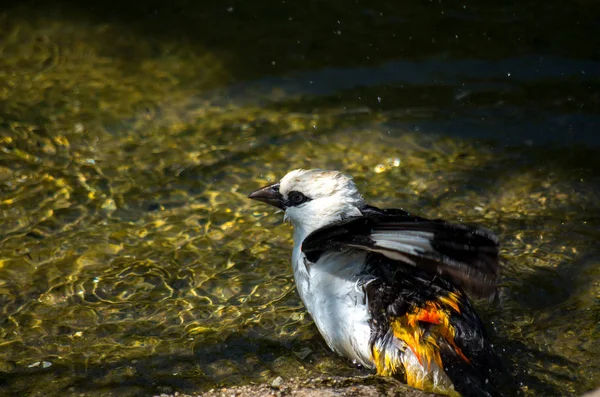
[292,245,374,368]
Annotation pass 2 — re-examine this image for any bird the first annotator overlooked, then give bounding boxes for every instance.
[248,169,503,397]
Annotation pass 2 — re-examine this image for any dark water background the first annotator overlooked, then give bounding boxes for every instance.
[0,1,599,396]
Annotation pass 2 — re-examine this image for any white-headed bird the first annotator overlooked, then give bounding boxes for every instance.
[249,169,502,397]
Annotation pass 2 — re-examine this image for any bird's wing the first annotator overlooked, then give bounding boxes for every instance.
[301,208,499,298]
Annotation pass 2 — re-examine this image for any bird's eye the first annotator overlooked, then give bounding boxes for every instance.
[288,191,306,205]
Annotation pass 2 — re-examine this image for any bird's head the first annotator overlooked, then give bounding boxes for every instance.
[249,169,365,235]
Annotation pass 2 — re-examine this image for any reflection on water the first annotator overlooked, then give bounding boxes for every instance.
[0,0,599,396]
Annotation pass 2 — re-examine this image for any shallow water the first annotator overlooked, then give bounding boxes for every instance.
[0,1,598,396]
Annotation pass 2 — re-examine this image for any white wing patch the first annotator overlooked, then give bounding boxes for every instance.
[346,244,417,265]
[370,230,435,258]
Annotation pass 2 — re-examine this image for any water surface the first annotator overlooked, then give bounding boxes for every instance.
[0,1,598,396]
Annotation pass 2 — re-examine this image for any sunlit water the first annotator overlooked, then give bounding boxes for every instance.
[0,1,598,396]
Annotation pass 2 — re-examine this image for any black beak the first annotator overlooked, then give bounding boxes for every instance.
[248,183,284,209]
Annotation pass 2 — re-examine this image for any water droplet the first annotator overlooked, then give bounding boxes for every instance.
[374,164,386,174]
[74,123,85,133]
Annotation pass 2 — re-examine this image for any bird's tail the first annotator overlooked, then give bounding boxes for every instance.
[370,292,502,397]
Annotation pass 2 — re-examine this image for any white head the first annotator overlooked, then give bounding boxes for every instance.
[249,169,365,237]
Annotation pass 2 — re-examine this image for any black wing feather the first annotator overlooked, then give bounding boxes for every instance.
[302,205,500,297]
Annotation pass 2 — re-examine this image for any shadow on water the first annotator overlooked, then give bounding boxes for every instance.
[3,1,599,62]
[2,0,595,149]
[0,330,359,396]
[1,0,599,80]
[0,329,576,397]
[1,0,599,149]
